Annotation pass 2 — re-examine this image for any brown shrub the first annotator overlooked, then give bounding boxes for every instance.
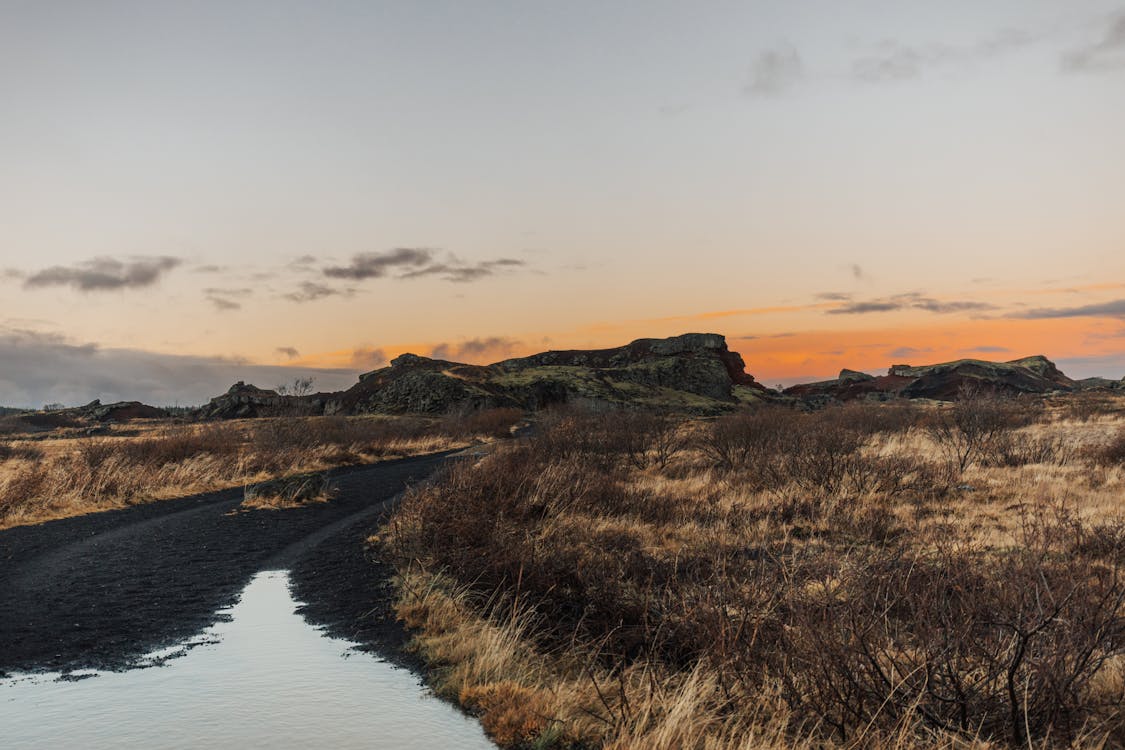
[924,387,1033,475]
[780,512,1125,745]
[1089,428,1125,467]
[0,442,43,461]
[439,407,525,439]
[387,407,1125,748]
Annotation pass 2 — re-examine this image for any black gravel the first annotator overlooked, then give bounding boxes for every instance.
[0,452,453,677]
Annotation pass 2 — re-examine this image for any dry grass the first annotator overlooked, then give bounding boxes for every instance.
[0,409,523,529]
[239,487,335,511]
[383,396,1125,749]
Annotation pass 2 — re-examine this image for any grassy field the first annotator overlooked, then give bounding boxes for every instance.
[383,393,1125,749]
[0,409,521,529]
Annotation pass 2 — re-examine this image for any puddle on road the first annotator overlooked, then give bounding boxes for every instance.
[0,571,495,749]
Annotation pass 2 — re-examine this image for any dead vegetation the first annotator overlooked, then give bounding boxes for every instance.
[0,409,522,529]
[383,394,1125,749]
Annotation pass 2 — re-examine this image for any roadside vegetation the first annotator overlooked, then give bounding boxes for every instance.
[0,408,521,529]
[383,392,1125,749]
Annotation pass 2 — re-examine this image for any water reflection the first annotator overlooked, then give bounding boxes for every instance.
[0,571,495,749]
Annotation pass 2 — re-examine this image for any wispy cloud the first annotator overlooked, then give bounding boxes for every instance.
[323,249,526,283]
[282,281,357,303]
[21,256,182,292]
[1063,11,1125,71]
[1011,299,1125,319]
[827,292,996,315]
[963,345,1011,354]
[276,347,300,360]
[400,258,525,283]
[204,287,252,311]
[350,346,388,370]
[323,248,433,280]
[853,28,1039,83]
[744,46,803,96]
[888,346,933,359]
[430,336,520,362]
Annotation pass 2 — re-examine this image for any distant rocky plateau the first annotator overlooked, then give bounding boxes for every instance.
[5,334,1124,425]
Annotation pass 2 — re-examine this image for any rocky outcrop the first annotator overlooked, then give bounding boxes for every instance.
[73,399,167,422]
[201,382,295,419]
[329,354,514,415]
[786,355,1075,404]
[199,333,771,418]
[1075,376,1125,392]
[899,359,1068,400]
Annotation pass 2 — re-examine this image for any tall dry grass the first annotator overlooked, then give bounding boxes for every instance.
[383,396,1125,749]
[0,409,522,529]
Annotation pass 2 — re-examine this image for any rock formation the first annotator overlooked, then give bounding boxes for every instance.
[201,333,771,418]
[785,355,1076,405]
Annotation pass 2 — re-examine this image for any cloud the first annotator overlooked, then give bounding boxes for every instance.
[744,46,803,96]
[429,337,520,362]
[349,347,388,370]
[854,43,924,82]
[1011,299,1125,320]
[282,281,357,303]
[827,292,996,315]
[854,28,1039,83]
[323,249,526,283]
[22,256,182,292]
[276,347,300,360]
[203,287,252,311]
[910,298,997,314]
[193,264,225,274]
[849,263,864,280]
[816,292,853,301]
[323,248,434,280]
[1063,12,1125,71]
[1055,353,1125,380]
[400,257,526,283]
[963,345,1011,354]
[831,300,905,314]
[888,346,933,360]
[0,328,357,408]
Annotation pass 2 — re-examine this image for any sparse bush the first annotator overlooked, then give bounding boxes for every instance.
[925,386,1028,475]
[781,511,1125,745]
[0,442,43,461]
[386,404,1125,749]
[981,431,1075,467]
[439,407,524,439]
[1090,428,1125,467]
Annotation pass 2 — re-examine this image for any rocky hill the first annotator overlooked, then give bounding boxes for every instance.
[784,354,1077,405]
[202,333,771,418]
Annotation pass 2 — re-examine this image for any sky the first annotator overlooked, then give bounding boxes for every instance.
[2,0,1124,406]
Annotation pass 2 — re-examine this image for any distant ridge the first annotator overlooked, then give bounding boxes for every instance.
[9,335,1121,425]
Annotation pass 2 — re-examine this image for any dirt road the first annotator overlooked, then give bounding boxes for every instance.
[0,453,451,677]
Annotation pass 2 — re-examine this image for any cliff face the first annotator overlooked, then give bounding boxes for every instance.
[201,333,769,418]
